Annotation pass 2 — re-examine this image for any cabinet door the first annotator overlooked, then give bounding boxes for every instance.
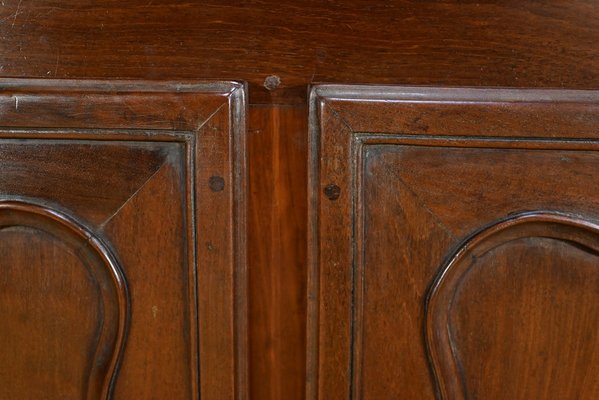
[308,86,599,399]
[0,79,246,400]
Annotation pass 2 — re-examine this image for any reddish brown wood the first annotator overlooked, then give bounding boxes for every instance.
[0,1,598,105]
[248,106,307,400]
[1,2,599,399]
[308,86,599,399]
[0,201,127,400]
[427,213,599,399]
[0,79,247,400]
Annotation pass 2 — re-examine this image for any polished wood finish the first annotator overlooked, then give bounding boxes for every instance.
[1,1,599,399]
[1,1,598,105]
[248,106,307,400]
[0,79,247,400]
[308,85,599,399]
[0,201,127,400]
[427,212,599,399]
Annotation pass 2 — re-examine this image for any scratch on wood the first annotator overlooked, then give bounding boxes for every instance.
[11,0,22,28]
[54,51,60,75]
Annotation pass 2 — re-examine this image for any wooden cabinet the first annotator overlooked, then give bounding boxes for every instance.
[1,1,599,399]
[0,80,247,400]
[308,85,599,399]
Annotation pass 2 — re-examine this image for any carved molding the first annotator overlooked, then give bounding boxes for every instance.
[0,200,129,400]
[425,212,599,399]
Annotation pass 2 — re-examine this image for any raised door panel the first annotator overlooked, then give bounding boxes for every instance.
[0,202,127,400]
[308,86,599,399]
[427,213,599,399]
[0,79,247,400]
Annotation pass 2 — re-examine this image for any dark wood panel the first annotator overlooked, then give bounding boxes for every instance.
[2,1,599,398]
[308,86,599,399]
[427,214,599,399]
[361,146,599,399]
[0,202,126,400]
[1,1,598,104]
[0,79,247,400]
[102,160,193,399]
[0,141,167,224]
[247,106,307,400]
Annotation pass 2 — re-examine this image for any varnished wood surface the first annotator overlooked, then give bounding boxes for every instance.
[0,1,598,104]
[248,106,307,400]
[309,86,599,399]
[0,201,127,400]
[0,80,247,399]
[427,213,599,399]
[1,2,599,398]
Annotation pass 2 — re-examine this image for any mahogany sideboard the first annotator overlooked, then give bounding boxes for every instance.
[0,1,598,399]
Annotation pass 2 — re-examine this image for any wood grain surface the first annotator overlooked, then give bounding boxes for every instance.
[427,213,599,399]
[0,201,127,400]
[0,80,247,400]
[309,86,599,399]
[0,0,598,104]
[1,1,599,399]
[248,106,308,400]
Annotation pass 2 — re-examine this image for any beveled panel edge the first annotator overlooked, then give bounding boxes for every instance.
[193,82,248,400]
[0,78,241,94]
[310,84,599,139]
[424,211,599,400]
[307,87,321,400]
[311,84,599,103]
[0,78,244,131]
[231,83,249,400]
[307,87,356,400]
[308,87,322,400]
[0,198,130,400]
